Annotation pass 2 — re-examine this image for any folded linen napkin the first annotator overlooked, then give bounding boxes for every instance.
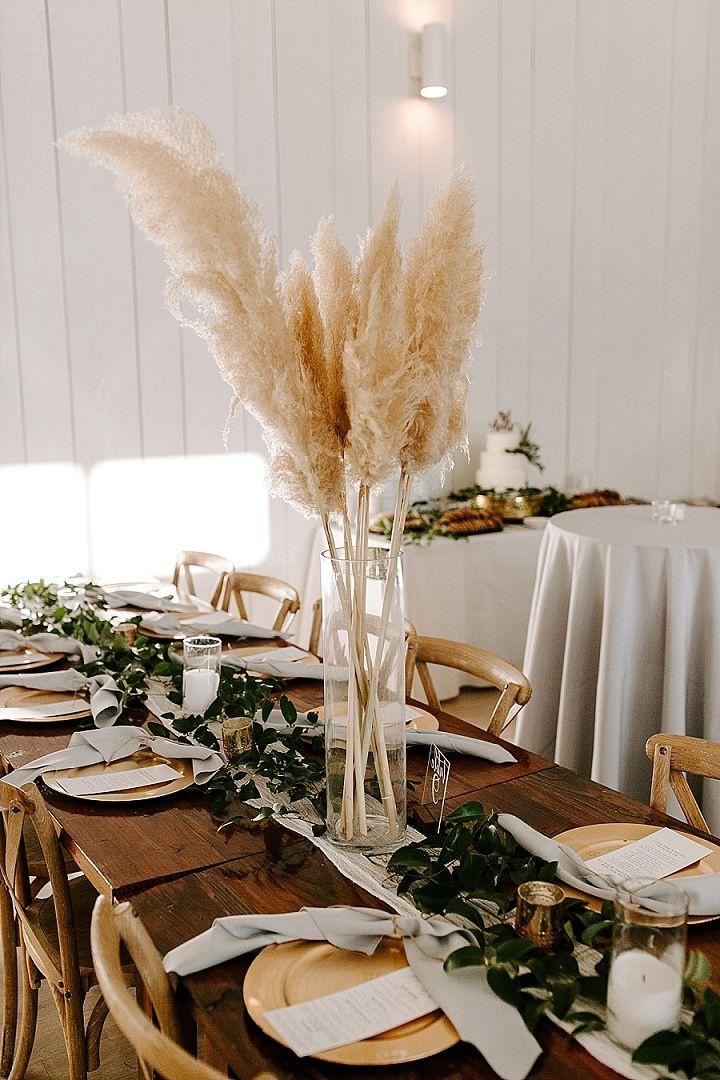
[163,905,541,1080]
[2,726,224,789]
[0,668,122,727]
[220,651,324,681]
[140,611,287,640]
[257,711,516,763]
[0,630,99,664]
[101,589,200,612]
[499,814,720,918]
[0,606,23,628]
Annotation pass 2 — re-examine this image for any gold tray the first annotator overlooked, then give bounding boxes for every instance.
[555,822,720,925]
[0,648,64,673]
[0,686,91,724]
[314,704,439,733]
[43,749,194,803]
[243,936,458,1065]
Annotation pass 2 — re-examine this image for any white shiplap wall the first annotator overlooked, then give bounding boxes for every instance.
[1,0,719,587]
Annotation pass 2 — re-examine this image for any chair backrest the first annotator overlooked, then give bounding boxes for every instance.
[215,572,300,632]
[308,598,416,658]
[0,781,83,1000]
[404,634,532,736]
[646,733,720,832]
[91,895,225,1080]
[172,551,234,608]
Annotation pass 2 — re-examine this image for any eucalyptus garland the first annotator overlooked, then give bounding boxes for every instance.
[391,802,720,1076]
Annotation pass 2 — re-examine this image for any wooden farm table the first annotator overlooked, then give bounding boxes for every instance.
[127,771,720,1080]
[0,684,551,896]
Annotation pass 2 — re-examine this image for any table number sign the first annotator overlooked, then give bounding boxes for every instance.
[422,743,451,828]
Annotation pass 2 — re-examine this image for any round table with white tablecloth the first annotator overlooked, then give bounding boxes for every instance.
[515,505,720,829]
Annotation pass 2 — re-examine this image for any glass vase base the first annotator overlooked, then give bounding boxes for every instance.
[326,814,407,855]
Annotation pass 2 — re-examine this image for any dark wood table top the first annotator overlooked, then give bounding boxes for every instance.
[0,688,552,896]
[128,770,720,1080]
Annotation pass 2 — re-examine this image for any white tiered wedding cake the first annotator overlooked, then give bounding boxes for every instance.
[476,413,528,491]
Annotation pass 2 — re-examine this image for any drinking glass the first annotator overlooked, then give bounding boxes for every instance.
[182,636,221,716]
[606,878,688,1051]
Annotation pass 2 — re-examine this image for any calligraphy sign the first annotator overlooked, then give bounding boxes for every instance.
[421,743,451,829]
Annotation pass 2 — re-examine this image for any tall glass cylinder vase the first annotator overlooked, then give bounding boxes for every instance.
[322,547,407,852]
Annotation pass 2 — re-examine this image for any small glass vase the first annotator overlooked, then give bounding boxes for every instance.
[321,546,407,853]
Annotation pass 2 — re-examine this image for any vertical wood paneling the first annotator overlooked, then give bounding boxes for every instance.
[329,0,369,246]
[657,0,710,497]
[118,0,186,457]
[367,0,421,238]
[596,0,672,494]
[566,0,608,488]
[528,0,575,484]
[275,0,334,256]
[49,0,141,466]
[0,0,74,463]
[1,0,719,587]
[230,0,289,576]
[164,0,243,459]
[498,0,533,421]
[454,0,500,480]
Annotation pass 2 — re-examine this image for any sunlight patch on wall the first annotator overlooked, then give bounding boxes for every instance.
[0,463,89,582]
[88,453,269,581]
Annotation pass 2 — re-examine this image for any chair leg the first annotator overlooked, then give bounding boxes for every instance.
[0,907,18,1077]
[51,985,87,1080]
[7,955,37,1080]
[85,992,109,1072]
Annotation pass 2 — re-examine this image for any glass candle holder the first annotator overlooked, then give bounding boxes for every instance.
[606,879,688,1051]
[515,881,565,949]
[182,636,221,716]
[222,714,253,760]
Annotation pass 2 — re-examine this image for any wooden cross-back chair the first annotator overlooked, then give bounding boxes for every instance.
[308,598,416,658]
[91,895,227,1080]
[0,780,127,1080]
[646,733,720,832]
[404,634,532,736]
[172,551,234,608]
[215,572,300,632]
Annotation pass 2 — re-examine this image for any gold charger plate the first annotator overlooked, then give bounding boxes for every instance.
[42,749,194,803]
[0,686,91,724]
[243,936,458,1066]
[0,648,64,673]
[313,704,439,733]
[555,822,720,925]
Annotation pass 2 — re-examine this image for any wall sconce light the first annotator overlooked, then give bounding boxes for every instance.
[410,22,449,99]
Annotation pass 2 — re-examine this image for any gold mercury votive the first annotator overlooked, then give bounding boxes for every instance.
[222,714,253,761]
[515,881,566,949]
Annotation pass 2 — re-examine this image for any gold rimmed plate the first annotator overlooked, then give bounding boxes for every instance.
[0,686,91,724]
[555,822,720,925]
[243,936,458,1066]
[0,648,64,673]
[43,749,195,803]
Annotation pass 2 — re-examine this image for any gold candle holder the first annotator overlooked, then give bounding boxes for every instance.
[515,881,565,950]
[222,714,253,761]
[115,622,138,646]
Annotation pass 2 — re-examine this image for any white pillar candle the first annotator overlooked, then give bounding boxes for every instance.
[606,949,683,1050]
[182,668,219,715]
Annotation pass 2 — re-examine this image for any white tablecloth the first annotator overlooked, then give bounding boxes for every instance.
[301,525,544,700]
[515,506,720,829]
